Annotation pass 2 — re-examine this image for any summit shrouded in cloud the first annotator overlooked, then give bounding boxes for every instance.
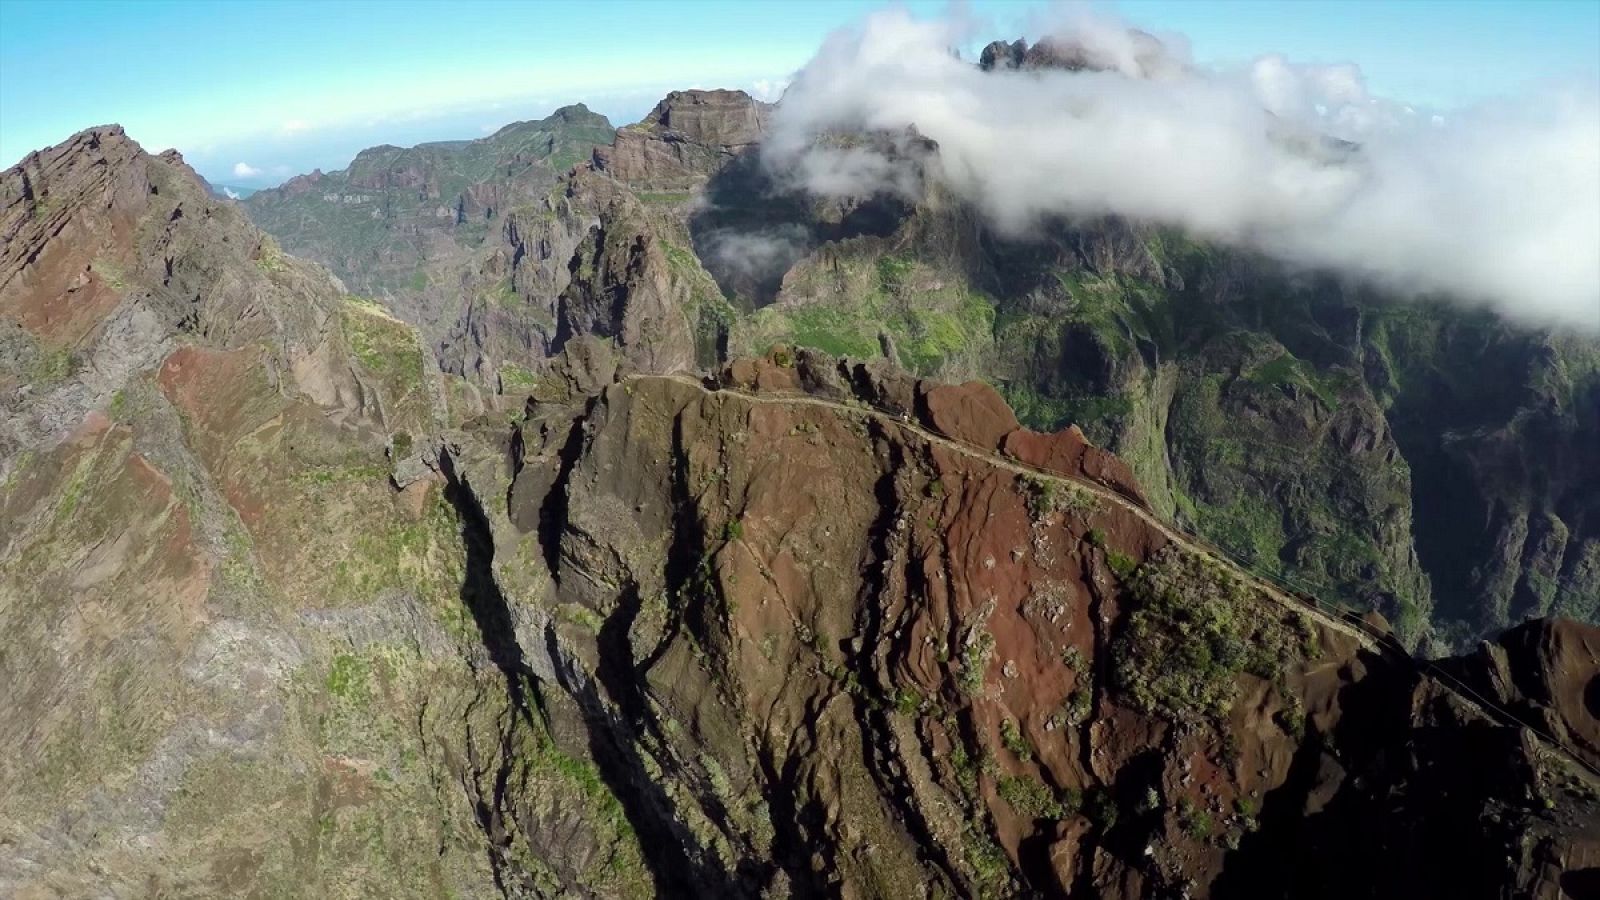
[764,7,1600,331]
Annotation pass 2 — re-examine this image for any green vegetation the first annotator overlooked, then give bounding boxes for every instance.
[958,628,995,696]
[875,255,914,292]
[1066,687,1092,726]
[998,718,1032,762]
[1179,797,1214,840]
[499,362,542,391]
[1061,645,1086,672]
[341,298,431,430]
[327,653,371,701]
[1106,550,1138,579]
[299,461,390,486]
[962,827,1013,898]
[997,775,1064,820]
[1112,546,1308,727]
[638,191,691,205]
[997,382,1080,434]
[737,252,995,375]
[255,238,288,274]
[27,346,74,386]
[53,459,92,522]
[1245,352,1355,409]
[556,602,606,633]
[1022,475,1099,520]
[894,687,924,716]
[92,257,128,289]
[1084,786,1119,829]
[949,743,980,798]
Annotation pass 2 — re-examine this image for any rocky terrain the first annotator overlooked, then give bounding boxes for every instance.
[2,124,1599,898]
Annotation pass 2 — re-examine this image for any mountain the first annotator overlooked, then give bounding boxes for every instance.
[4,121,1598,898]
[240,85,1600,653]
[242,104,617,345]
[719,180,1600,652]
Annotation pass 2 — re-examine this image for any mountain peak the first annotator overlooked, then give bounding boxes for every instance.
[638,88,768,149]
[547,102,609,128]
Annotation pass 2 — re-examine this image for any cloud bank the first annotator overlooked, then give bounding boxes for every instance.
[763,8,1600,331]
[231,161,261,178]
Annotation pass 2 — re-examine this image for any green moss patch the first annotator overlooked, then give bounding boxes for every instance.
[1112,546,1312,727]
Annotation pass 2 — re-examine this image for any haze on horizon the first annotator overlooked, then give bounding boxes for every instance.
[2,0,1597,190]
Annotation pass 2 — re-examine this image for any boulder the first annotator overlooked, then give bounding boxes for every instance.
[915,380,1020,450]
[1002,426,1149,506]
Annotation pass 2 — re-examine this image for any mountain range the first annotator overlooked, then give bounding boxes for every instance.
[2,57,1598,900]
[243,86,1600,654]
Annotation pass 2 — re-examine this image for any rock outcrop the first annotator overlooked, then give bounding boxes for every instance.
[978,32,1180,77]
[554,199,697,374]
[593,89,770,190]
[1443,618,1600,771]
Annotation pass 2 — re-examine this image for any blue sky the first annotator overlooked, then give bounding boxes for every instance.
[2,0,1596,186]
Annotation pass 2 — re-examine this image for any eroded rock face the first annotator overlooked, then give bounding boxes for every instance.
[593,89,770,190]
[554,199,696,375]
[1,126,635,899]
[1444,618,1600,771]
[493,353,1600,898]
[0,124,343,482]
[243,105,618,380]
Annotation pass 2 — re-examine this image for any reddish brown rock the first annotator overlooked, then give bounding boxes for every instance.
[1445,618,1600,770]
[1002,425,1150,506]
[592,89,768,190]
[0,125,150,343]
[915,380,1021,449]
[720,354,801,393]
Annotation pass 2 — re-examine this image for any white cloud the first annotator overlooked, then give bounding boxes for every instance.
[751,78,791,102]
[765,7,1600,332]
[222,186,241,200]
[280,119,311,135]
[232,161,261,178]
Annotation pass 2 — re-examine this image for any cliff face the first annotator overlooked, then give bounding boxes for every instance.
[593,89,770,190]
[1,123,1597,899]
[487,349,1600,898]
